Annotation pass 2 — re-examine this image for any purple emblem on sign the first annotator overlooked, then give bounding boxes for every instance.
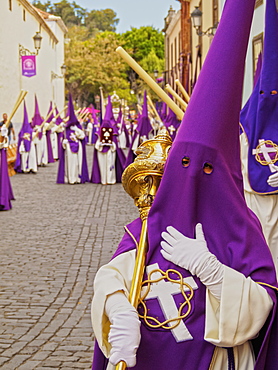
[21,55,36,77]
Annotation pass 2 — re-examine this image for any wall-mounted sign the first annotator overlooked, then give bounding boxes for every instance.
[21,55,36,77]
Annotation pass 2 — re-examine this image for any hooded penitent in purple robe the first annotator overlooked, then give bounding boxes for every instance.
[54,107,64,160]
[45,102,55,164]
[91,96,125,184]
[163,105,181,140]
[91,105,99,145]
[56,95,89,184]
[0,147,14,211]
[240,0,278,195]
[159,101,168,122]
[125,91,154,167]
[92,0,277,368]
[31,94,43,139]
[15,102,33,173]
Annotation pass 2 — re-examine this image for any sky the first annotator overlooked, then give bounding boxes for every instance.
[75,0,180,33]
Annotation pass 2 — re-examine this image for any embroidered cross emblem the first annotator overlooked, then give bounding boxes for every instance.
[252,139,278,172]
[140,263,198,342]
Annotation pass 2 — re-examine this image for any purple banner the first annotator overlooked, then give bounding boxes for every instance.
[21,55,36,77]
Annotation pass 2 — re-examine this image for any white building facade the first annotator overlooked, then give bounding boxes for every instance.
[0,0,67,131]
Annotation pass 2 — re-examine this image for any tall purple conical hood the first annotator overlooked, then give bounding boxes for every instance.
[66,94,81,129]
[31,94,43,128]
[136,0,277,367]
[174,0,256,174]
[100,96,114,129]
[240,0,278,194]
[260,0,278,89]
[136,91,153,137]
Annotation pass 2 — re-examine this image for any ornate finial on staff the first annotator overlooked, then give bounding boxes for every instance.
[116,127,172,370]
[122,126,172,220]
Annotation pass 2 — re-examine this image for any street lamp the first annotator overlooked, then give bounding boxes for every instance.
[33,32,43,53]
[19,31,43,56]
[51,64,67,80]
[61,64,67,76]
[191,7,218,37]
[191,6,202,29]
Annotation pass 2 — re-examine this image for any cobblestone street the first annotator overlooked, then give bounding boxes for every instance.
[0,146,138,369]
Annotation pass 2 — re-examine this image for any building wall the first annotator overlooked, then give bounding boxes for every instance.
[0,0,66,132]
[164,9,181,85]
[190,0,215,79]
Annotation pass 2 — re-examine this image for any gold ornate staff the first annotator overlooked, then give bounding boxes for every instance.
[116,127,172,370]
[116,47,184,120]
[165,84,187,110]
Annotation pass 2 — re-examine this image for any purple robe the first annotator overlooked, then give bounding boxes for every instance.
[15,102,33,173]
[57,95,89,184]
[240,0,278,194]
[0,148,14,210]
[91,97,125,183]
[92,0,277,368]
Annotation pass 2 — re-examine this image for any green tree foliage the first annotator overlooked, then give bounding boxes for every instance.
[85,9,119,32]
[32,2,165,106]
[65,31,131,106]
[140,49,164,75]
[32,0,53,12]
[32,1,118,31]
[120,26,164,61]
[120,27,165,101]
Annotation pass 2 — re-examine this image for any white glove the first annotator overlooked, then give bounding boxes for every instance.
[1,126,8,137]
[105,291,141,367]
[161,224,224,300]
[62,139,68,149]
[267,172,278,188]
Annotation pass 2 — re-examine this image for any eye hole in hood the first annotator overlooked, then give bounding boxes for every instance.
[203,162,214,174]
[182,156,190,168]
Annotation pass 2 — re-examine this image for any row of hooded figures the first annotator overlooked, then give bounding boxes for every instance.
[1,0,278,367]
[0,90,171,208]
[15,91,165,184]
